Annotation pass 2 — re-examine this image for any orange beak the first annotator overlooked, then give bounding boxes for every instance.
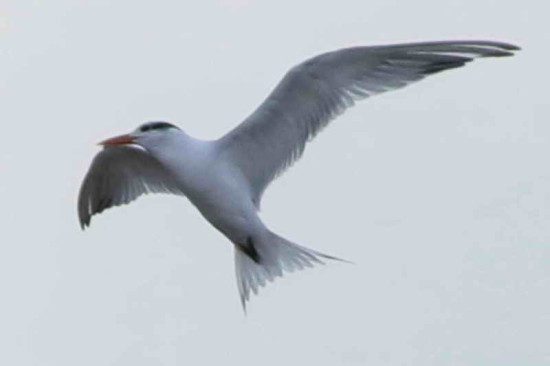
[98,134,136,146]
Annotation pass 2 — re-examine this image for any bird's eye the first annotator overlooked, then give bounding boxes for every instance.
[140,125,151,132]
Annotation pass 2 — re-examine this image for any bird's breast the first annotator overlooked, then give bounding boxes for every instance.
[182,161,263,244]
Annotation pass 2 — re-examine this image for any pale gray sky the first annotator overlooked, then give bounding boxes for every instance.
[1,1,549,365]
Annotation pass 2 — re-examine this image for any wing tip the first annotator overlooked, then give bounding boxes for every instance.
[78,213,91,230]
[456,40,521,57]
[485,41,520,51]
[434,40,521,51]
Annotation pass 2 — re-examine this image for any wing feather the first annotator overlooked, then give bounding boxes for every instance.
[219,40,519,206]
[78,145,184,228]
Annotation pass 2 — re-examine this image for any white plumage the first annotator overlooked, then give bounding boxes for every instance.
[78,40,518,308]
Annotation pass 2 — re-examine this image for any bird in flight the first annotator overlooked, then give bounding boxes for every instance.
[78,40,519,309]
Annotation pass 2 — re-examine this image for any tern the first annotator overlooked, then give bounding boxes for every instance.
[78,40,518,308]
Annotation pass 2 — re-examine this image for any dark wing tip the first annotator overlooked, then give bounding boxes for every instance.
[442,40,520,51]
[77,193,90,230]
[489,42,521,51]
[77,200,91,230]
[460,41,521,57]
[79,219,90,230]
[78,193,115,230]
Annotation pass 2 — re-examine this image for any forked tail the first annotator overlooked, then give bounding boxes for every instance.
[234,231,347,310]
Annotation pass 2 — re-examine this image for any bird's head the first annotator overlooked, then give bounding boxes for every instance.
[99,121,182,151]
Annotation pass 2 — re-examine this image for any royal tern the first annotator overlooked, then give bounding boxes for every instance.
[78,40,519,308]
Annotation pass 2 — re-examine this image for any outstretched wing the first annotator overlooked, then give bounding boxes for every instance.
[78,145,185,228]
[219,40,519,207]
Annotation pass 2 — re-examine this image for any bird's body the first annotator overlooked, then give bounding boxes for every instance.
[78,40,519,308]
[144,132,264,245]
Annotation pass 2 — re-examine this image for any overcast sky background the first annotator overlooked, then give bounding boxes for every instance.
[1,1,548,365]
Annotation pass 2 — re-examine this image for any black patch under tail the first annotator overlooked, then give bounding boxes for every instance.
[239,237,261,264]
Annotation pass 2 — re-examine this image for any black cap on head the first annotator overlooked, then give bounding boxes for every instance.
[139,121,179,133]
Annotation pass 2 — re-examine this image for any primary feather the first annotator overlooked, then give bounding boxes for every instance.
[219,41,518,207]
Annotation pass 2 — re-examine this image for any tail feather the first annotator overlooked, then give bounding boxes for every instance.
[234,231,347,310]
